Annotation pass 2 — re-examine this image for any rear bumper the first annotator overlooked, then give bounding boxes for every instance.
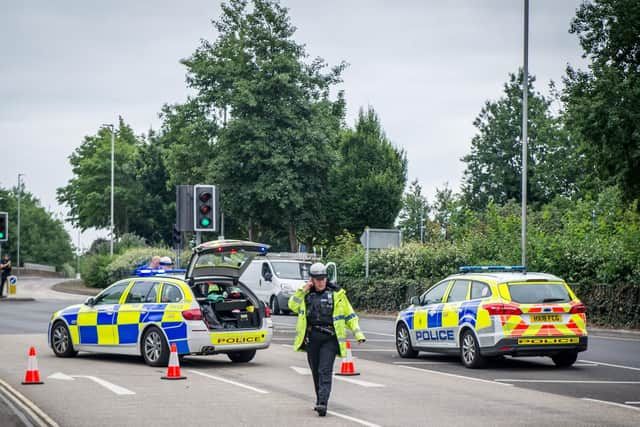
[481,336,588,357]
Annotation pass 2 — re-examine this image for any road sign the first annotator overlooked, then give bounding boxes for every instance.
[360,228,402,279]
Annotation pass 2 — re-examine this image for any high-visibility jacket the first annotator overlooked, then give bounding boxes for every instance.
[288,285,365,358]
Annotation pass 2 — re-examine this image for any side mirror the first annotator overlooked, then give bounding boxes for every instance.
[264,272,273,282]
[409,296,420,306]
[85,297,95,306]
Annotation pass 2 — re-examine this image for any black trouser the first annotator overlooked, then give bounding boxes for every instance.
[306,328,339,406]
[0,273,7,296]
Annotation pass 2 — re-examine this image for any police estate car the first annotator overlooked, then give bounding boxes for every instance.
[395,266,588,368]
[48,240,273,366]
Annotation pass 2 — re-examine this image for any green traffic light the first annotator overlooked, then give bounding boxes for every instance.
[0,232,3,238]
[200,218,211,227]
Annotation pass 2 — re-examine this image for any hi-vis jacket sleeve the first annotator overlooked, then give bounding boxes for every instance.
[344,296,366,341]
[288,288,306,313]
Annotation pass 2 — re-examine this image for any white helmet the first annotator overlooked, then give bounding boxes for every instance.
[309,262,327,278]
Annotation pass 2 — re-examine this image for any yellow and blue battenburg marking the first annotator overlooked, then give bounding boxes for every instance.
[57,303,191,353]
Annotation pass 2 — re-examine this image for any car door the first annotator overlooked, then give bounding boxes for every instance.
[413,280,450,348]
[259,261,275,304]
[117,280,161,345]
[442,279,470,348]
[77,281,130,346]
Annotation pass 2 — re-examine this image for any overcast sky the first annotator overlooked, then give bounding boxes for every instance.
[0,0,587,249]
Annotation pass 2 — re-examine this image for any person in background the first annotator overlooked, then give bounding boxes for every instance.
[0,255,12,298]
[148,256,161,270]
[288,262,366,417]
[159,256,174,270]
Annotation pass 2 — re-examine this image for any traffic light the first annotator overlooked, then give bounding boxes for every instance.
[0,212,7,242]
[193,185,217,232]
[172,225,181,249]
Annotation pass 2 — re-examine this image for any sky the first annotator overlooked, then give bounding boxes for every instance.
[0,0,588,250]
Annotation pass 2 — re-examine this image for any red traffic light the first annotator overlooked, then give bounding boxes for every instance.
[199,192,212,202]
[199,205,211,214]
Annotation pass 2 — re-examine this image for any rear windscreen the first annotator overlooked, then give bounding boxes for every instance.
[507,283,571,304]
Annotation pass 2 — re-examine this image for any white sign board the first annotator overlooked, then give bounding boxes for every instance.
[360,228,402,279]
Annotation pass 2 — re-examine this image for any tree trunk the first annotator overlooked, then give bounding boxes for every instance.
[288,222,297,252]
[247,219,254,241]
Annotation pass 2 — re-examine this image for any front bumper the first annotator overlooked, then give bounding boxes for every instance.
[481,336,588,357]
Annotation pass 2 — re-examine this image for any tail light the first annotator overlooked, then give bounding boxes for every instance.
[569,302,586,314]
[182,308,203,320]
[483,303,522,316]
[265,305,271,318]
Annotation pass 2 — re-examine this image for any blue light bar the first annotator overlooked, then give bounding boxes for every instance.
[459,265,526,273]
[134,268,187,277]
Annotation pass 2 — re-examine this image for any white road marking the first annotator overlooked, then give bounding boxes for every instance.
[48,372,135,396]
[392,361,447,365]
[349,349,397,352]
[590,335,640,343]
[334,376,385,388]
[281,344,293,348]
[0,391,37,427]
[290,366,311,375]
[572,363,598,367]
[362,331,395,337]
[397,365,512,387]
[625,401,640,405]
[290,366,384,387]
[495,379,640,384]
[579,359,640,372]
[327,410,382,427]
[188,369,269,394]
[581,398,640,412]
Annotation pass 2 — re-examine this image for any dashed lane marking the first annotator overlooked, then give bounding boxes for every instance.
[581,398,640,412]
[188,369,269,394]
[397,365,512,387]
[327,410,383,427]
[495,379,640,384]
[48,372,135,396]
[579,360,640,372]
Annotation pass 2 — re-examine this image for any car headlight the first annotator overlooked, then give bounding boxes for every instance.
[281,283,293,292]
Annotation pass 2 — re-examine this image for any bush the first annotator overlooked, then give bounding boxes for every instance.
[59,263,76,278]
[80,254,112,288]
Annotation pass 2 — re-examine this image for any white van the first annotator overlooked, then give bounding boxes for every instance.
[240,256,337,315]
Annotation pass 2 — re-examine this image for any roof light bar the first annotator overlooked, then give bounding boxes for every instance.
[134,268,187,277]
[459,265,526,273]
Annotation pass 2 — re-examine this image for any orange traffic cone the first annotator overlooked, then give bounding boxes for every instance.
[335,340,360,376]
[22,346,44,385]
[161,343,186,380]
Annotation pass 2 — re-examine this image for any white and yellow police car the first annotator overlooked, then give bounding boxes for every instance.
[48,240,273,366]
[396,266,588,368]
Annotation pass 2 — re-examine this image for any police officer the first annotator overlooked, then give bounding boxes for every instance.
[289,262,365,416]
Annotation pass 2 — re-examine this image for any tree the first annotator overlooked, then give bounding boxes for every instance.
[398,179,429,242]
[329,107,408,236]
[0,187,73,270]
[181,0,346,250]
[57,118,145,237]
[563,0,640,202]
[461,71,581,211]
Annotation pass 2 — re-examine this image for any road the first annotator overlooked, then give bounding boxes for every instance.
[0,278,638,426]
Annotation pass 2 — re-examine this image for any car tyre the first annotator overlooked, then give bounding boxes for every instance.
[141,327,170,367]
[460,329,486,368]
[396,323,419,358]
[51,321,78,358]
[270,296,281,315]
[551,351,578,367]
[227,349,257,363]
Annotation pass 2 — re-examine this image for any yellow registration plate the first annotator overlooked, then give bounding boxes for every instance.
[211,331,266,346]
[530,314,561,323]
[518,337,579,345]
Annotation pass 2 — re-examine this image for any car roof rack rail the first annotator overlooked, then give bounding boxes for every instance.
[459,265,526,273]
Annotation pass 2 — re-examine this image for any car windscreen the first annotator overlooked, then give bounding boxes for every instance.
[271,262,310,280]
[194,252,250,271]
[507,283,571,304]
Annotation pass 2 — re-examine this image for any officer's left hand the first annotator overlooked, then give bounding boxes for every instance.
[357,339,366,344]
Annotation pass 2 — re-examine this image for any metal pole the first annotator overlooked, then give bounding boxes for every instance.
[420,208,424,244]
[219,212,225,240]
[364,227,370,280]
[521,0,529,269]
[17,173,23,272]
[110,125,115,257]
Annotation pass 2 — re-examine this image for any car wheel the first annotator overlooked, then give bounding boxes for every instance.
[271,296,281,315]
[396,323,419,358]
[227,349,257,363]
[551,351,578,367]
[460,329,486,368]
[51,321,78,358]
[141,327,170,367]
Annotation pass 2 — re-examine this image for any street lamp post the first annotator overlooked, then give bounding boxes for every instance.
[102,123,115,257]
[17,173,24,272]
[521,0,529,269]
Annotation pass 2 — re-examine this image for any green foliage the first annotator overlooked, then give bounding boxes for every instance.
[462,71,581,210]
[329,107,407,236]
[563,0,640,203]
[397,180,429,242]
[80,254,112,288]
[0,187,74,270]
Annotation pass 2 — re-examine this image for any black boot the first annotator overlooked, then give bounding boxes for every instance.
[314,404,327,417]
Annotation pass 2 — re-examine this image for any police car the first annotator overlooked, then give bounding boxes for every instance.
[395,266,588,368]
[48,240,273,366]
